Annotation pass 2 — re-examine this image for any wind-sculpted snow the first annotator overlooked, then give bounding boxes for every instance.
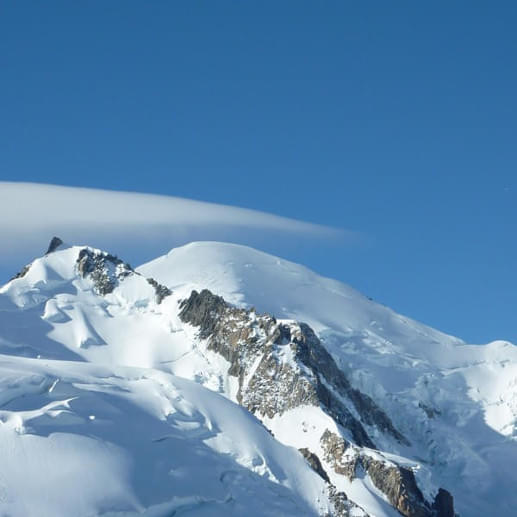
[0,240,516,516]
[0,357,331,517]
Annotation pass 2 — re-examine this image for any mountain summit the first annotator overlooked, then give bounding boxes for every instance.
[0,239,515,516]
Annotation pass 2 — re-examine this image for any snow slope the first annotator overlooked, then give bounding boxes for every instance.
[0,357,331,517]
[0,244,333,517]
[0,240,515,516]
[139,241,517,517]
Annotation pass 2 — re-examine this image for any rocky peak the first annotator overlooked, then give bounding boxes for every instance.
[76,248,134,295]
[178,289,229,338]
[145,277,172,304]
[75,248,172,304]
[45,236,64,254]
[178,288,455,517]
[9,236,65,281]
[179,288,405,448]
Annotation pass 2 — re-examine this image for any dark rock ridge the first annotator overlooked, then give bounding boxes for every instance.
[179,289,405,448]
[146,278,172,304]
[9,237,63,281]
[46,236,63,254]
[299,447,330,483]
[76,248,134,295]
[432,489,454,517]
[9,264,31,282]
[9,236,64,281]
[299,449,367,516]
[179,288,455,517]
[321,431,455,517]
[75,247,171,304]
[8,238,173,305]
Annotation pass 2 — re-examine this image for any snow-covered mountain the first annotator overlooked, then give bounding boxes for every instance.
[0,238,515,516]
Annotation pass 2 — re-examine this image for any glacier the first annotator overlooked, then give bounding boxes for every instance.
[0,239,515,516]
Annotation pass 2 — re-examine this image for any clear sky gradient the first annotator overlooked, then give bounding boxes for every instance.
[1,1,516,343]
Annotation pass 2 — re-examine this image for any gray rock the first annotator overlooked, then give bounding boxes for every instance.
[10,237,63,282]
[179,289,378,446]
[320,429,454,517]
[179,289,229,339]
[9,264,31,282]
[146,278,172,304]
[320,430,357,480]
[178,289,406,448]
[45,236,63,254]
[432,488,454,517]
[178,288,455,517]
[76,248,133,296]
[299,447,331,483]
[361,458,429,517]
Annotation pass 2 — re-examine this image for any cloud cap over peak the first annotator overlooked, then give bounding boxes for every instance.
[0,182,350,264]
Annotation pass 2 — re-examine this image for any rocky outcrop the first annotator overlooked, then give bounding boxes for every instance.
[9,237,62,281]
[327,486,369,517]
[298,445,367,517]
[178,289,228,339]
[293,322,408,445]
[75,248,171,303]
[146,277,172,304]
[321,430,454,517]
[299,447,330,483]
[45,236,63,254]
[362,458,428,517]
[179,289,455,517]
[432,489,454,517]
[9,264,31,282]
[179,289,403,447]
[320,430,356,479]
[76,248,133,295]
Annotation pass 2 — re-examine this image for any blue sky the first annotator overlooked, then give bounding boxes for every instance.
[1,1,516,343]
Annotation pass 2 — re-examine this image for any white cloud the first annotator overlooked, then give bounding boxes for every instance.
[0,182,349,266]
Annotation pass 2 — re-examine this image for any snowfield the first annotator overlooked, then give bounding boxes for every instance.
[0,240,515,516]
[0,356,332,516]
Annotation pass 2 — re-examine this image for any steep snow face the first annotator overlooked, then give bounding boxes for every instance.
[139,241,517,517]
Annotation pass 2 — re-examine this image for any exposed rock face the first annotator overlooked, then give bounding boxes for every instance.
[299,447,330,483]
[362,459,428,517]
[45,236,63,254]
[179,288,455,517]
[179,289,405,447]
[322,430,425,515]
[9,240,172,305]
[298,446,368,517]
[178,289,228,339]
[146,277,172,304]
[327,485,368,517]
[76,248,133,295]
[320,430,356,480]
[9,264,31,282]
[432,489,454,517]
[75,248,172,304]
[321,430,454,517]
[295,322,408,445]
[9,237,62,281]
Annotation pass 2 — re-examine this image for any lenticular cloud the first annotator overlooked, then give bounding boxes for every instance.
[0,182,343,262]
